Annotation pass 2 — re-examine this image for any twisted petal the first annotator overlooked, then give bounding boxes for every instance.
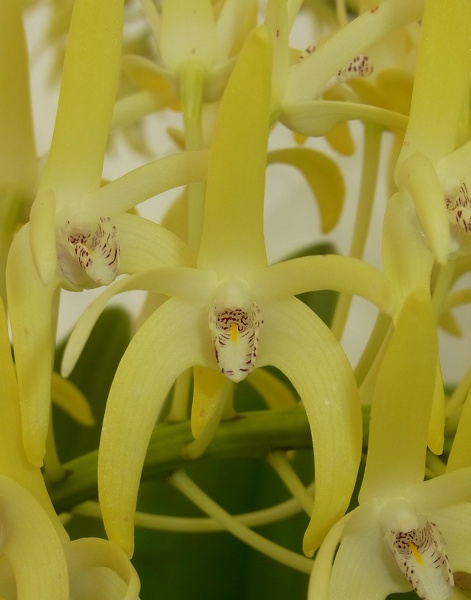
[280,101,408,138]
[98,297,215,556]
[309,507,409,600]
[65,537,140,600]
[0,475,69,600]
[0,299,66,535]
[258,297,362,555]
[359,290,437,503]
[7,225,59,467]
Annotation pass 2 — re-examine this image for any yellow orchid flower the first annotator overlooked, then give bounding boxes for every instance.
[392,0,471,270]
[61,25,396,560]
[270,0,424,138]
[309,291,471,600]
[7,0,209,467]
[0,0,37,304]
[0,298,140,599]
[381,0,471,456]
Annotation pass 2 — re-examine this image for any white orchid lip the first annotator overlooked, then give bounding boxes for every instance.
[57,216,120,287]
[381,500,454,600]
[209,279,263,383]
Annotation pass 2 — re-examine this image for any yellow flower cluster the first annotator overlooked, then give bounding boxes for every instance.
[2,0,471,598]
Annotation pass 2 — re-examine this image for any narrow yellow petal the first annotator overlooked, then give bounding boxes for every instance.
[250,255,394,315]
[7,225,60,467]
[64,537,140,599]
[258,298,362,556]
[80,150,209,218]
[98,298,214,555]
[247,368,298,409]
[197,27,272,276]
[0,0,36,195]
[0,475,69,600]
[0,299,67,537]
[160,0,217,73]
[190,366,229,439]
[51,372,95,426]
[359,290,437,502]
[29,189,57,286]
[397,0,471,167]
[39,0,123,204]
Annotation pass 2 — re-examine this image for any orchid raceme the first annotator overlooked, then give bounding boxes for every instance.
[6,0,471,597]
[55,26,394,559]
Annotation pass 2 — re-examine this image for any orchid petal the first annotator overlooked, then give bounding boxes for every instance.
[190,366,229,439]
[250,255,394,314]
[428,360,445,456]
[7,225,59,467]
[216,0,258,60]
[115,212,196,273]
[197,27,271,277]
[360,290,437,502]
[29,189,57,285]
[65,537,140,600]
[382,192,434,313]
[0,299,66,535]
[396,0,471,167]
[325,121,355,155]
[80,150,209,218]
[62,267,215,377]
[98,297,215,556]
[429,502,471,576]
[396,152,450,265]
[38,0,123,205]
[160,0,217,74]
[0,475,69,600]
[121,54,179,107]
[258,297,361,555]
[0,0,36,195]
[285,0,424,103]
[267,148,345,233]
[406,467,471,513]
[317,509,408,599]
[265,0,289,108]
[247,368,298,409]
[280,101,408,138]
[447,385,471,472]
[51,372,95,426]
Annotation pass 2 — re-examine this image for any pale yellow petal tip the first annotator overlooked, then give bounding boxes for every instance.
[51,372,95,426]
[302,519,330,558]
